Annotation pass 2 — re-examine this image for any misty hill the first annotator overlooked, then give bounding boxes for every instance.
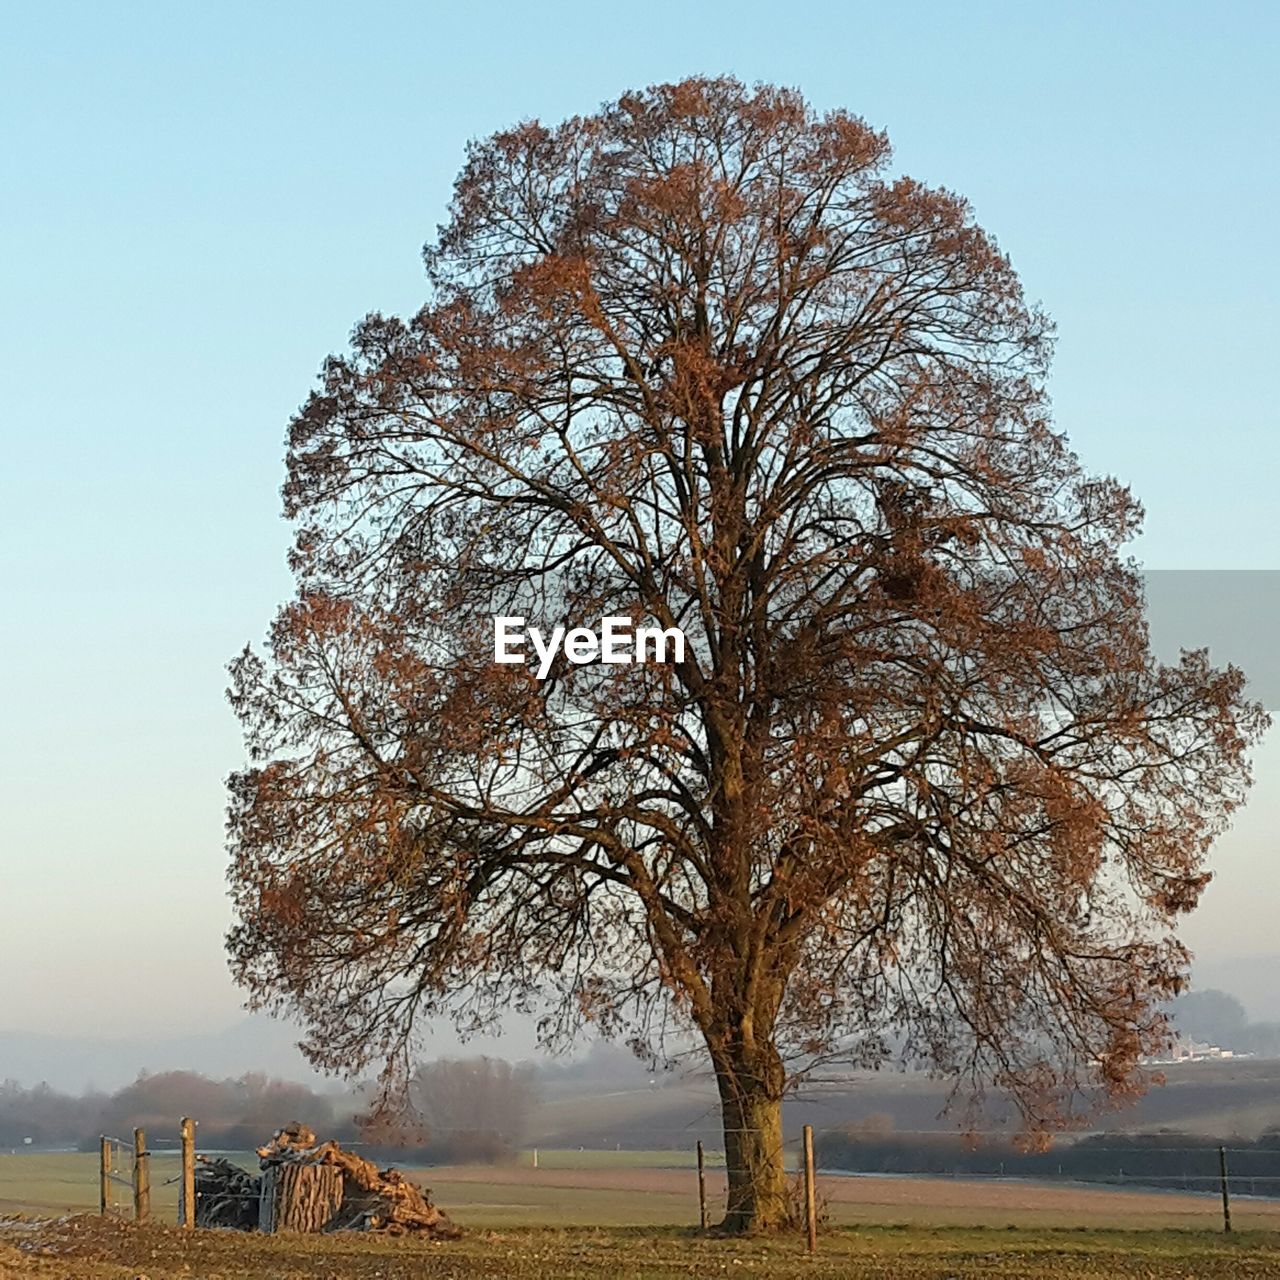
[7,1043,1280,1157]
[532,1058,1280,1149]
[4,984,1276,1130]
[0,1017,324,1093]
[1169,988,1280,1056]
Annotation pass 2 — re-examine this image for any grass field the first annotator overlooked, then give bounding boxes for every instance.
[8,1149,1280,1231]
[6,1151,1280,1276]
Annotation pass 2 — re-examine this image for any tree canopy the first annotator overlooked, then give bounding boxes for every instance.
[228,76,1266,1230]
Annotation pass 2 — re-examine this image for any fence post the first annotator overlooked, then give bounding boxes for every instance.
[802,1125,817,1254]
[132,1128,150,1222]
[1219,1146,1232,1234]
[696,1140,708,1229]
[180,1117,197,1229]
[99,1136,110,1215]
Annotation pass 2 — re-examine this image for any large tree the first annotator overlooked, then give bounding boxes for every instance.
[228,77,1265,1231]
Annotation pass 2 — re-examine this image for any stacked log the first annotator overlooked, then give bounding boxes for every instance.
[192,1156,261,1230]
[256,1123,460,1238]
[258,1159,343,1232]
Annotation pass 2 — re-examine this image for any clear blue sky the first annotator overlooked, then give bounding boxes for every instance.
[0,2,1276,1049]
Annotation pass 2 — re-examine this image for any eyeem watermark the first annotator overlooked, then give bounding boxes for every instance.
[494,616,686,680]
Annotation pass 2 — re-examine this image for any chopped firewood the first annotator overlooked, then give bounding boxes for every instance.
[192,1155,261,1230]
[256,1123,461,1237]
[255,1121,318,1159]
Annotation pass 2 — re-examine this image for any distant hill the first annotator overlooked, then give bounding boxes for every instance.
[532,1058,1280,1149]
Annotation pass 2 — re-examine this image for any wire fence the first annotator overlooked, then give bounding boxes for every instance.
[96,1134,134,1218]
[6,1123,1280,1242]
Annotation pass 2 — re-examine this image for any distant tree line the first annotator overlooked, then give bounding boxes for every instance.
[0,1080,104,1150]
[0,1055,537,1163]
[1170,990,1280,1057]
[816,1125,1280,1197]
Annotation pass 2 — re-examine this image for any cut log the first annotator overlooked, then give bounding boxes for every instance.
[259,1161,344,1233]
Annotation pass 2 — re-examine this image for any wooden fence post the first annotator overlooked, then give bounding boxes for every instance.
[696,1140,708,1229]
[132,1128,150,1222]
[99,1136,111,1215]
[1219,1146,1232,1234]
[803,1125,817,1254]
[180,1117,197,1228]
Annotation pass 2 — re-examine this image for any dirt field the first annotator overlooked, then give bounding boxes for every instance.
[4,1214,1280,1279]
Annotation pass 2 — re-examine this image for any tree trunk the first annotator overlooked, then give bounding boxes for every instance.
[258,1162,343,1233]
[713,1039,788,1233]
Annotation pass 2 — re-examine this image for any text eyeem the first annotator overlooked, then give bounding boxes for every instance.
[493,616,686,680]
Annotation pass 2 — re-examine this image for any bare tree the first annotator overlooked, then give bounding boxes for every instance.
[228,77,1266,1231]
[412,1056,538,1161]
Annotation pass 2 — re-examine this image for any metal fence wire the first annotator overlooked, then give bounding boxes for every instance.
[11,1121,1274,1246]
[96,1134,134,1217]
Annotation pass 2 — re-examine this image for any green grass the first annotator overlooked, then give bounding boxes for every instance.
[0,1151,196,1219]
[8,1149,1280,1241]
[0,1151,723,1223]
[0,1152,699,1229]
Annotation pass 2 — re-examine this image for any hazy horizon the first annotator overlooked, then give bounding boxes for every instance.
[2,571,1276,1091]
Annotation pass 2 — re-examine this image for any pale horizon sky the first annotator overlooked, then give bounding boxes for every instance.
[1,3,1277,1056]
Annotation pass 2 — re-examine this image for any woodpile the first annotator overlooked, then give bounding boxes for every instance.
[188,1123,459,1237]
[255,1123,461,1237]
[258,1158,342,1233]
[192,1156,261,1230]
